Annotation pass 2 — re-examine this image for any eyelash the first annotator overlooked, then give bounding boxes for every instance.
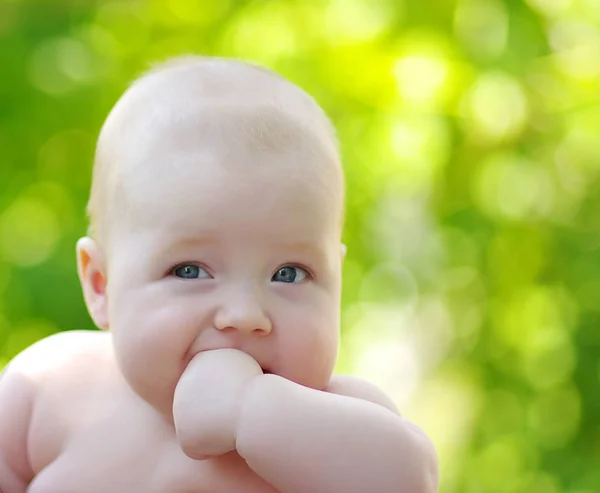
[168,263,212,279]
[274,264,313,282]
[168,263,314,281]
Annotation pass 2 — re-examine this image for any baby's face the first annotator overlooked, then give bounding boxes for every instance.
[103,121,343,416]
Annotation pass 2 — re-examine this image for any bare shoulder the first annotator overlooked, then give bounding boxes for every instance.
[5,329,113,383]
[0,354,37,489]
[0,331,109,489]
[326,374,399,414]
[1,330,118,477]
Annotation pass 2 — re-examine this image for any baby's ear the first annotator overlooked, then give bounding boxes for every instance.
[76,237,109,330]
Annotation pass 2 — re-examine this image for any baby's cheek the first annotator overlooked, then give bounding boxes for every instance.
[283,314,338,389]
[137,303,199,362]
[113,302,196,399]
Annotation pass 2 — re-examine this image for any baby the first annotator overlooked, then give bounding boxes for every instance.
[0,57,438,493]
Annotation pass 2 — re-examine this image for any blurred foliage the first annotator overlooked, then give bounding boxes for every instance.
[1,0,599,491]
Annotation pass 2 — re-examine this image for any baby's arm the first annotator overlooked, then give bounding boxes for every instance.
[0,363,36,493]
[174,349,438,493]
[236,375,438,493]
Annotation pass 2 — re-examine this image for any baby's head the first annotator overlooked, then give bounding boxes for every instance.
[77,56,346,416]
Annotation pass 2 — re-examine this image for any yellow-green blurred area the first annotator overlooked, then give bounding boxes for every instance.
[0,0,599,490]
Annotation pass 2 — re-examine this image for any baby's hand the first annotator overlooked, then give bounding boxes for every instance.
[172,349,263,460]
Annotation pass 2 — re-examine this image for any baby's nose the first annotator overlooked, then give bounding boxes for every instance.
[213,288,272,336]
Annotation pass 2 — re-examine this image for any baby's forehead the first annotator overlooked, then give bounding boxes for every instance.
[91,58,344,243]
[122,113,338,209]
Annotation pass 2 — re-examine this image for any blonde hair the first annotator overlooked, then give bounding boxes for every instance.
[87,56,343,244]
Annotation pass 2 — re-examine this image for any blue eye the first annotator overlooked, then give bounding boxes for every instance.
[172,264,211,279]
[272,266,309,283]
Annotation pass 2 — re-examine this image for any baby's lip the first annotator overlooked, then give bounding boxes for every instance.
[186,343,240,362]
[189,347,272,375]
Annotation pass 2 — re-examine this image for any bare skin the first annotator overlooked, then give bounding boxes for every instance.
[0,58,438,493]
[0,331,278,493]
[0,331,435,493]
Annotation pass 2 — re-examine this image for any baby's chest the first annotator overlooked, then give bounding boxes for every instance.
[28,412,277,493]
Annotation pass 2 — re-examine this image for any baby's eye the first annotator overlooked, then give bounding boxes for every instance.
[172,264,211,279]
[272,266,310,283]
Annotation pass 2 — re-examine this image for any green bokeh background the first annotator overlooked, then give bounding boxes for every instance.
[1,0,599,491]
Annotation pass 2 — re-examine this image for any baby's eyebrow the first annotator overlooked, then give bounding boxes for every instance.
[276,241,323,256]
[152,235,219,260]
[170,236,219,249]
